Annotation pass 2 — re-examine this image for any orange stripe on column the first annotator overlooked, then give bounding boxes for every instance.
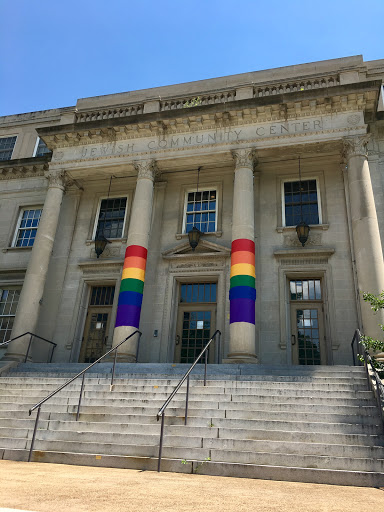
[123,256,147,271]
[231,251,255,266]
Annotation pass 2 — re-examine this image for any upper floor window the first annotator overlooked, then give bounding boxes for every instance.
[0,136,17,161]
[34,137,51,157]
[283,179,321,227]
[183,190,217,233]
[94,197,127,239]
[13,208,42,247]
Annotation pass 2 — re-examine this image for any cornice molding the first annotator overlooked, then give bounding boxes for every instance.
[38,81,380,151]
[0,160,49,181]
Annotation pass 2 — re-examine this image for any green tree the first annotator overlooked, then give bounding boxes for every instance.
[360,292,384,374]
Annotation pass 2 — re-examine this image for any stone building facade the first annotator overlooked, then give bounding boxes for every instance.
[1,55,384,366]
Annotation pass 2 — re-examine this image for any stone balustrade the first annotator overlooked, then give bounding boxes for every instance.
[254,74,340,97]
[160,91,236,111]
[75,104,144,123]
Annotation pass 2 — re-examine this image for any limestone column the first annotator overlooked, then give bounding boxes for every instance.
[343,135,384,345]
[112,159,156,361]
[228,148,258,363]
[6,169,68,361]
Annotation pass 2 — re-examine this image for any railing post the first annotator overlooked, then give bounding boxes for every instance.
[76,373,86,421]
[111,348,118,390]
[217,332,221,364]
[185,375,190,425]
[49,344,56,363]
[157,412,165,472]
[28,405,41,462]
[204,349,208,386]
[24,335,33,363]
[135,332,142,362]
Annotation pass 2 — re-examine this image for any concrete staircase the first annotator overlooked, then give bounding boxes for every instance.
[0,363,383,486]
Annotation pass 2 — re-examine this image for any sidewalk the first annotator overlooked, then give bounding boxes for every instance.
[0,460,383,512]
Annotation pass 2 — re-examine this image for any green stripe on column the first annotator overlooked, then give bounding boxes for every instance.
[230,275,256,289]
[120,278,145,294]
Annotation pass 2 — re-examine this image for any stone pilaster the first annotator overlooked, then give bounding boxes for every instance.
[112,159,157,361]
[343,135,384,349]
[227,148,258,363]
[6,169,68,361]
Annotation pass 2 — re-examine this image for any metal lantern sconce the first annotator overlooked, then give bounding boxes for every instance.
[94,176,112,258]
[188,226,202,251]
[95,233,111,258]
[188,166,203,251]
[296,221,310,247]
[295,157,310,247]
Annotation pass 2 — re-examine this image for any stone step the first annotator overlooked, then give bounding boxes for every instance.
[0,373,369,384]
[0,380,369,392]
[2,435,383,473]
[0,394,375,410]
[0,412,382,435]
[4,425,384,459]
[0,403,379,426]
[0,388,374,401]
[10,363,367,375]
[2,449,383,487]
[202,436,384,459]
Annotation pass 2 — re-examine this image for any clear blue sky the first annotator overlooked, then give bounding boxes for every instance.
[0,0,382,116]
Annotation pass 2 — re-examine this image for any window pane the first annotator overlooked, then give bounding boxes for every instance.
[184,190,217,233]
[284,180,319,226]
[0,136,17,161]
[96,198,127,238]
[14,209,42,247]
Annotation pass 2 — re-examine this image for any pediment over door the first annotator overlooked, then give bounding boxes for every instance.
[162,239,231,260]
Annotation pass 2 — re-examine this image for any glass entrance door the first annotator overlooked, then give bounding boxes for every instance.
[289,279,326,365]
[174,282,217,363]
[79,285,115,363]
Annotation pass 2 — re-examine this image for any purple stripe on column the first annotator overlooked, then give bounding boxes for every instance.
[115,304,141,329]
[230,298,255,325]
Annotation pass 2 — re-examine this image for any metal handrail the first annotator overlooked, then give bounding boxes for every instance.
[27,329,142,462]
[351,329,384,428]
[0,331,57,363]
[156,329,221,472]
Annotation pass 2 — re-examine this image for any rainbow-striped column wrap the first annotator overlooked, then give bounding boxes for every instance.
[115,244,147,329]
[229,238,256,324]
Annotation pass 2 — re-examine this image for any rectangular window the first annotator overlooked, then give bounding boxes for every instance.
[34,137,51,157]
[184,190,217,233]
[0,288,21,343]
[180,283,217,303]
[90,286,115,306]
[95,197,127,239]
[283,180,320,226]
[0,136,17,161]
[290,279,322,301]
[13,208,42,247]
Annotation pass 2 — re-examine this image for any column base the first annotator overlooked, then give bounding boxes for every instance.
[223,353,259,364]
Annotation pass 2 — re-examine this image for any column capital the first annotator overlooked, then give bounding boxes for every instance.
[134,159,158,181]
[231,148,258,170]
[343,134,371,159]
[45,169,69,191]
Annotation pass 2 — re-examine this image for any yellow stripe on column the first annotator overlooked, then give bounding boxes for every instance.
[122,267,146,281]
[230,263,256,278]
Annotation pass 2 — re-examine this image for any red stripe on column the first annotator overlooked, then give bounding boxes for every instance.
[125,245,148,259]
[231,239,255,254]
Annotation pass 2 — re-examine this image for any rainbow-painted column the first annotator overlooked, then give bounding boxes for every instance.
[228,149,258,362]
[112,159,156,361]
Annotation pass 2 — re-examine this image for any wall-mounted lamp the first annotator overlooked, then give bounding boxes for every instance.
[94,176,113,258]
[188,226,202,251]
[95,233,111,258]
[295,156,310,247]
